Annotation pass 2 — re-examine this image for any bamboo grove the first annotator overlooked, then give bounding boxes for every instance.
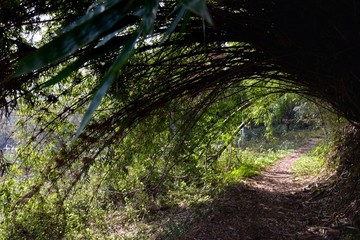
[1,0,360,238]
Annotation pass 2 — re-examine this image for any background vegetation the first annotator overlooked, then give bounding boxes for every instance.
[0,0,358,238]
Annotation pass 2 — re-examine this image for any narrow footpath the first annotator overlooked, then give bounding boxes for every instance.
[181,139,345,240]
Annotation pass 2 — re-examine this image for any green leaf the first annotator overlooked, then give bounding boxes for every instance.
[14,0,140,77]
[141,0,160,36]
[41,36,129,88]
[75,32,140,138]
[160,6,187,45]
[40,59,86,88]
[181,0,213,25]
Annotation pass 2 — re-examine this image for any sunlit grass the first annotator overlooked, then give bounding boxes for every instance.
[222,148,289,183]
[292,141,329,176]
[292,155,326,176]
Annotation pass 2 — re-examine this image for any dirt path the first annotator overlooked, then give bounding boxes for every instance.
[181,138,341,240]
[251,138,320,193]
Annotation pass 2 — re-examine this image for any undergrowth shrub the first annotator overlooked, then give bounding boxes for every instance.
[1,202,66,240]
[0,129,319,239]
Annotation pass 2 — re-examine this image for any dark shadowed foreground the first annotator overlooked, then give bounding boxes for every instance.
[180,139,358,240]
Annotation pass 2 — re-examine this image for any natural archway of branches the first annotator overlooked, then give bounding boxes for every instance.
[1,0,360,238]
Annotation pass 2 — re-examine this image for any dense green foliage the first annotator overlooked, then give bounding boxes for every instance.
[0,127,319,239]
[0,0,356,238]
[0,88,327,238]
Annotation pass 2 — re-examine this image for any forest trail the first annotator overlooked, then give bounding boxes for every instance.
[181,138,343,240]
[250,138,321,194]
